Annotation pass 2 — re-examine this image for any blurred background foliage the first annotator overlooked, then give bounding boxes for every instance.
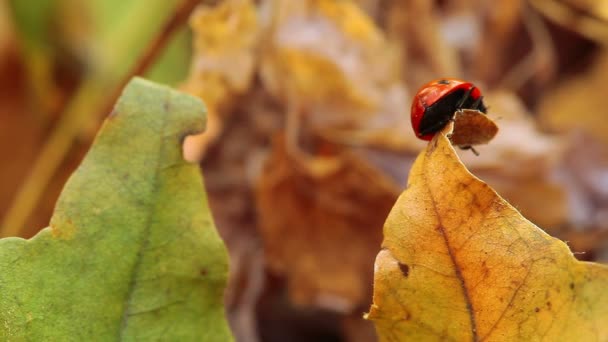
[1,0,608,341]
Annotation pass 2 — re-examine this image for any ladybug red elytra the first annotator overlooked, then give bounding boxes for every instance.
[411,78,487,141]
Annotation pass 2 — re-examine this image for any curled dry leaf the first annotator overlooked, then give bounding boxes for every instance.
[449,109,499,147]
[256,136,400,312]
[367,124,608,341]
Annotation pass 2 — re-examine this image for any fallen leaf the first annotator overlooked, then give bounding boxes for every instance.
[538,51,608,146]
[259,0,407,132]
[367,124,608,341]
[0,78,232,341]
[182,0,259,160]
[256,136,399,312]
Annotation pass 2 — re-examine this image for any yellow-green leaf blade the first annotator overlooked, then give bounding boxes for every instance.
[367,127,608,341]
[0,78,232,341]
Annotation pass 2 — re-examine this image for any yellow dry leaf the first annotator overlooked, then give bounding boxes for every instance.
[184,0,258,110]
[538,51,608,146]
[367,125,608,341]
[260,0,403,128]
[182,0,258,160]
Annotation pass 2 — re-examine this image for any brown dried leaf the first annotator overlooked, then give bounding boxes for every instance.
[255,137,399,312]
[449,109,499,147]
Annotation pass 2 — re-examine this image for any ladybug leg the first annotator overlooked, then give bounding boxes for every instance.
[459,145,480,156]
[455,87,474,109]
[471,96,484,110]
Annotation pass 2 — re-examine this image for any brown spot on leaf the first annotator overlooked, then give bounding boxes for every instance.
[398,262,409,278]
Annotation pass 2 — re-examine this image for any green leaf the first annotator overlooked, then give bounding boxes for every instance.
[0,78,232,341]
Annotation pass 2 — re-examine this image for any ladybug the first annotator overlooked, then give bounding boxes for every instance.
[411,78,487,141]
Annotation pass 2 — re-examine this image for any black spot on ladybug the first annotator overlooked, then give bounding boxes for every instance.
[437,79,450,85]
[398,262,410,278]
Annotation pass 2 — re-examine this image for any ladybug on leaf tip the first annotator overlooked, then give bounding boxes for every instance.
[411,78,487,141]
